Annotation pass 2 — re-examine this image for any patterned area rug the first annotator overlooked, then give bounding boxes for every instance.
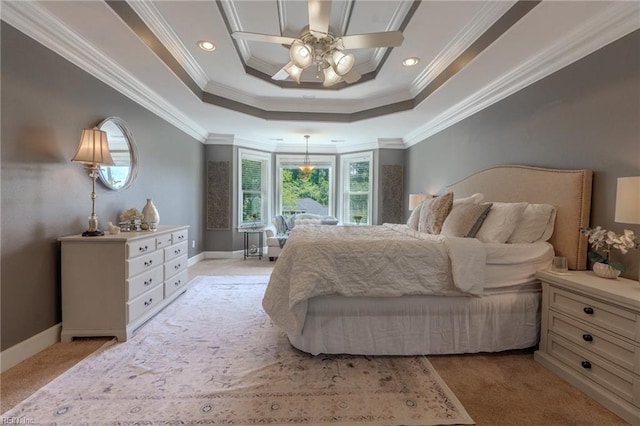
[4,275,474,425]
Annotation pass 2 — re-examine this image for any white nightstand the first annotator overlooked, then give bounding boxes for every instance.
[534,270,640,424]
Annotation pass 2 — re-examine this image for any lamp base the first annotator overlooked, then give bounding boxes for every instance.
[82,229,104,237]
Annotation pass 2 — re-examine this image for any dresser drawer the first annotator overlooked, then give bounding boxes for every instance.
[127,285,163,324]
[548,334,639,406]
[155,233,173,250]
[127,250,164,278]
[549,286,639,341]
[165,254,187,279]
[127,266,164,301]
[164,270,189,298]
[172,229,188,245]
[549,310,639,374]
[127,237,157,259]
[165,241,188,262]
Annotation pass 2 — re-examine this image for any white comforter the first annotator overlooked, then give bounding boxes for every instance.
[262,223,486,335]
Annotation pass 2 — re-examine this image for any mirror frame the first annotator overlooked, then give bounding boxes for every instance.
[97,116,138,191]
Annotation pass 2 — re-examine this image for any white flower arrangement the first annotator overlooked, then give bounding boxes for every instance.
[119,208,143,222]
[580,226,638,271]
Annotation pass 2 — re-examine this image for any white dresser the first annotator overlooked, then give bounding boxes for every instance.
[535,270,640,424]
[59,225,190,342]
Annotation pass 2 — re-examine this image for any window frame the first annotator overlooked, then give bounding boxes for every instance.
[340,151,374,225]
[238,148,272,229]
[275,154,336,217]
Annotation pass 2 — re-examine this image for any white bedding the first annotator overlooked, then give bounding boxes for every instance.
[262,224,487,336]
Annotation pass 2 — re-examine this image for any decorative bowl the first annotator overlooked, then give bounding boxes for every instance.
[593,262,621,279]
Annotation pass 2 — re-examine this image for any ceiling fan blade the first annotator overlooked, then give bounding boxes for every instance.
[271,63,291,81]
[340,31,404,49]
[342,68,361,84]
[232,31,296,45]
[308,0,331,38]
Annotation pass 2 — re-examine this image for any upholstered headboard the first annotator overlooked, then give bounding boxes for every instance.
[447,165,593,270]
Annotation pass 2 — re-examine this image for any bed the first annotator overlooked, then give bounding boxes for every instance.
[263,165,593,356]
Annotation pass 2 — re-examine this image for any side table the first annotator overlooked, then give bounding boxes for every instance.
[243,230,264,260]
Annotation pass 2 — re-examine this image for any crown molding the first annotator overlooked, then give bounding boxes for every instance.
[1,1,208,142]
[404,1,640,147]
[127,1,210,89]
[409,1,513,97]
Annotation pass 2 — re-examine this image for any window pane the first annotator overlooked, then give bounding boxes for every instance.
[349,161,369,192]
[242,159,262,191]
[281,167,330,215]
[242,192,262,223]
[349,194,368,223]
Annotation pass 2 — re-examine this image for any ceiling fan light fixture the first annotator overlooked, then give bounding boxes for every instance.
[290,40,314,69]
[322,65,342,87]
[284,62,304,84]
[331,50,354,76]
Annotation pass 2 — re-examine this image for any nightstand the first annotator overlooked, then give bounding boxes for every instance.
[242,229,263,260]
[534,270,640,424]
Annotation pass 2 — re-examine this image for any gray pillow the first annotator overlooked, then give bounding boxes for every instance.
[441,202,493,238]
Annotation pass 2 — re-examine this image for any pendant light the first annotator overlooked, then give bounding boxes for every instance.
[299,135,315,173]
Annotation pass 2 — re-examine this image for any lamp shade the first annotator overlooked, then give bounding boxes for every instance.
[409,193,432,210]
[71,128,114,166]
[615,176,640,224]
[289,40,313,69]
[331,50,354,76]
[284,62,304,84]
[322,65,342,87]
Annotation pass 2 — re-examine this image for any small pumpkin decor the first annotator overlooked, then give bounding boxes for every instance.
[580,226,638,279]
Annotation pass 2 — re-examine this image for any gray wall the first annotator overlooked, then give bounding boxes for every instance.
[406,30,640,278]
[1,23,205,350]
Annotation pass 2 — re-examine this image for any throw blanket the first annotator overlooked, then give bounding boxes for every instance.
[263,224,486,336]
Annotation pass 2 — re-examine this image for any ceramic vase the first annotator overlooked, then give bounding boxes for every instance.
[592,262,621,279]
[142,198,160,227]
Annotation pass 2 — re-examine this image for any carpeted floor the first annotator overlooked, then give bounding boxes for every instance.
[1,259,629,425]
[2,275,473,425]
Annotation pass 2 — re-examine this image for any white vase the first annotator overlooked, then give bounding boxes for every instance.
[142,198,160,227]
[592,262,621,279]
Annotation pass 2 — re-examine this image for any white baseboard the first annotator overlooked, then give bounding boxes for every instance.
[1,323,61,373]
[205,250,245,259]
[188,252,205,266]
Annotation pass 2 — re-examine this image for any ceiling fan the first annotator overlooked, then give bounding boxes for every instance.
[231,0,404,87]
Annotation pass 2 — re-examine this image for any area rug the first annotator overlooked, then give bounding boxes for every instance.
[3,275,474,425]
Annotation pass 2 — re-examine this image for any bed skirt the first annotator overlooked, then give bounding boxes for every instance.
[288,288,541,355]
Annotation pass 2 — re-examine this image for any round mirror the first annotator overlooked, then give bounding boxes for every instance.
[97,117,138,190]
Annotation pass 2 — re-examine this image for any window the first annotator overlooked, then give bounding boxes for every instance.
[341,151,373,225]
[276,155,335,217]
[238,149,271,227]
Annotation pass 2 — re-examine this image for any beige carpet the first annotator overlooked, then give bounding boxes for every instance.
[3,275,473,425]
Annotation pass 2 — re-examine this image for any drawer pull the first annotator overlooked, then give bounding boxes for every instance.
[583,307,594,315]
[174,264,181,270]
[581,361,592,369]
[174,249,181,255]
[582,334,593,342]
[139,245,148,253]
[144,298,153,307]
[174,279,181,287]
[144,278,153,286]
[144,260,153,267]
[178,235,184,240]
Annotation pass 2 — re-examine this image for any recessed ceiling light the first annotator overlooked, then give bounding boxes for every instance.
[402,57,419,67]
[197,40,216,52]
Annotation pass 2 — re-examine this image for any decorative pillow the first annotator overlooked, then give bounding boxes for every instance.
[467,203,493,238]
[273,215,289,235]
[408,198,432,230]
[441,202,493,238]
[475,202,528,243]
[418,192,453,234]
[453,193,485,206]
[508,203,557,243]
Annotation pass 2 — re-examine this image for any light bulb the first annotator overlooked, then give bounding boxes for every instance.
[290,40,313,69]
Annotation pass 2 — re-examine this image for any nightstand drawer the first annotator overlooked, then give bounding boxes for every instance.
[164,270,189,297]
[549,310,639,374]
[165,241,188,262]
[127,266,164,301]
[127,237,157,259]
[549,286,638,341]
[548,334,639,405]
[127,285,163,324]
[165,254,187,278]
[127,250,164,278]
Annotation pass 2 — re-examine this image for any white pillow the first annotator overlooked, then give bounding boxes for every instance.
[407,198,432,230]
[453,193,484,206]
[475,202,528,243]
[508,204,557,243]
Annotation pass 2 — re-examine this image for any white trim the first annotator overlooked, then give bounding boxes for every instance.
[340,151,374,225]
[238,148,273,228]
[1,324,61,373]
[204,250,245,259]
[188,253,205,267]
